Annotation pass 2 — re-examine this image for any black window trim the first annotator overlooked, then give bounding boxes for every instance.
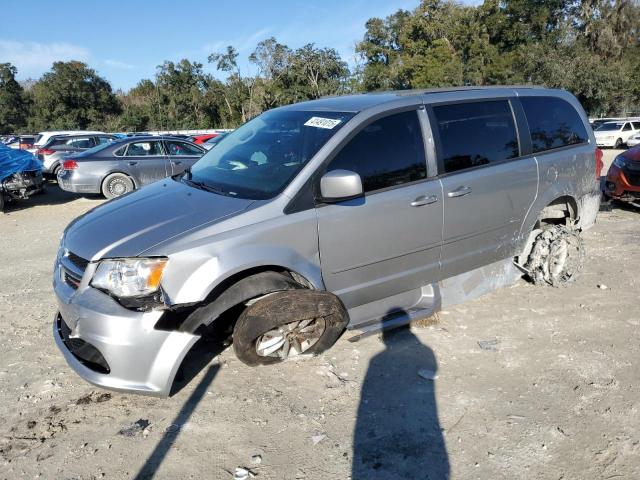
[517,95,591,157]
[315,105,430,203]
[116,140,167,158]
[427,96,524,178]
[163,139,205,156]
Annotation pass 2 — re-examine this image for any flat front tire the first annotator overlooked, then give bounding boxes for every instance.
[102,173,134,199]
[233,290,349,366]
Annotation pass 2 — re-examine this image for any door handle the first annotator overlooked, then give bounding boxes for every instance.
[447,185,472,198]
[411,195,438,207]
[171,160,182,165]
[127,161,137,166]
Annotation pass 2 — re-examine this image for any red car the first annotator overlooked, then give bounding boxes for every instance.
[604,145,640,203]
[190,133,218,144]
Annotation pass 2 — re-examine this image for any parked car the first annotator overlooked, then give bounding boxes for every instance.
[594,121,640,148]
[53,87,601,396]
[34,130,105,149]
[190,133,218,144]
[37,133,116,178]
[0,144,44,212]
[57,136,205,198]
[626,132,640,148]
[202,132,229,150]
[603,146,640,204]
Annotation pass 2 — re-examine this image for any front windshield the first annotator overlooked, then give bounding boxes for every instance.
[187,109,354,199]
[596,123,623,131]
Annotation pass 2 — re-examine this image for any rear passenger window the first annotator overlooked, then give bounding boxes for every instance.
[521,97,588,153]
[623,123,632,131]
[328,110,427,192]
[433,100,519,174]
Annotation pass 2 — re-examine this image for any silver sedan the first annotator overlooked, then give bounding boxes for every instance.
[57,136,205,198]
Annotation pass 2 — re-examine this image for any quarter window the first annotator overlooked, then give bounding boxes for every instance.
[433,100,519,174]
[521,96,588,153]
[327,110,427,192]
[166,140,203,156]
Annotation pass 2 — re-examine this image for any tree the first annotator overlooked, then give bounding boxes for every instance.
[0,63,28,133]
[288,44,350,99]
[29,61,121,131]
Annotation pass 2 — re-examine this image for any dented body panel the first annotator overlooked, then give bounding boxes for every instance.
[53,87,600,396]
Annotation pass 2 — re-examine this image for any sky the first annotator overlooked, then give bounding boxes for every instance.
[0,0,435,91]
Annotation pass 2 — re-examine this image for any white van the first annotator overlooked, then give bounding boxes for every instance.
[34,130,105,149]
[594,121,640,148]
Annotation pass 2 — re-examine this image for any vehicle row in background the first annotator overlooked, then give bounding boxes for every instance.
[57,136,206,199]
[593,120,640,148]
[37,133,117,178]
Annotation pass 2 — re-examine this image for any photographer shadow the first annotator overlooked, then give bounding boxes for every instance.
[353,323,449,479]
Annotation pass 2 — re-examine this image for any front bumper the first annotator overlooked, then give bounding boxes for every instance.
[2,171,44,199]
[53,258,199,396]
[604,164,640,200]
[595,138,617,148]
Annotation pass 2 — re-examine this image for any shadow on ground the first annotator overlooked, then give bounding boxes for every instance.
[2,182,103,213]
[353,325,449,479]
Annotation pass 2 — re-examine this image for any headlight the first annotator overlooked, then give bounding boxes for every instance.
[91,257,168,297]
[613,155,626,168]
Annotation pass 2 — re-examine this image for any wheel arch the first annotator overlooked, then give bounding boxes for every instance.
[537,195,579,226]
[156,265,317,334]
[101,170,138,190]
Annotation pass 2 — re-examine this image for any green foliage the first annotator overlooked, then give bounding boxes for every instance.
[357,0,640,115]
[1,1,638,134]
[28,61,121,131]
[0,63,28,134]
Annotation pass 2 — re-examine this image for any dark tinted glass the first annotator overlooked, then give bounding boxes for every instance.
[328,111,426,192]
[521,96,588,153]
[433,100,519,174]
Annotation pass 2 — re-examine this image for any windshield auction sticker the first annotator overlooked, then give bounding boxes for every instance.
[304,117,342,129]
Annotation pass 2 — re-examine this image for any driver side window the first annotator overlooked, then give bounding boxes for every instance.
[327,110,427,193]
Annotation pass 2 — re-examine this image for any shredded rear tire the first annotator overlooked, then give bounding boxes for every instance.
[525,225,585,287]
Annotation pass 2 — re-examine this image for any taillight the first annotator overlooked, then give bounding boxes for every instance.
[595,148,604,179]
[37,148,54,155]
[63,160,78,170]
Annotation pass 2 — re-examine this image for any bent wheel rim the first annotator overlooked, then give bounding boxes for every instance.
[255,317,327,359]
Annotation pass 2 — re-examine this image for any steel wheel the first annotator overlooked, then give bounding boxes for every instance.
[255,317,326,359]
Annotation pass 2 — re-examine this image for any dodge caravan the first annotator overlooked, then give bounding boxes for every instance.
[53,87,602,396]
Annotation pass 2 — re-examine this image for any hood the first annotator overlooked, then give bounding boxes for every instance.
[621,146,640,162]
[64,179,255,260]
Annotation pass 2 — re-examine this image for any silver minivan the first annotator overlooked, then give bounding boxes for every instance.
[53,87,602,396]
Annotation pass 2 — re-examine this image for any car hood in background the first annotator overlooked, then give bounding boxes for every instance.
[64,179,255,259]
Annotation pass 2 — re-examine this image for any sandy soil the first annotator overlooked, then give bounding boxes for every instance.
[0,150,638,479]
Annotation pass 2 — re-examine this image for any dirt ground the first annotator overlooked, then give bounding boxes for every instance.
[0,149,638,479]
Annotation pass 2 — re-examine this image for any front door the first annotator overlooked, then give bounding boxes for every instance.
[316,110,443,311]
[121,140,170,186]
[164,139,205,175]
[430,99,537,279]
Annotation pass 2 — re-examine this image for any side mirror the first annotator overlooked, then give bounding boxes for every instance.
[320,169,363,202]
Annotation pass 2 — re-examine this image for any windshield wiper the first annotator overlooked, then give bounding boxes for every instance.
[182,177,229,196]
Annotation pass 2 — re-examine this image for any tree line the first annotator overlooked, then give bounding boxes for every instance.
[1,0,638,134]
